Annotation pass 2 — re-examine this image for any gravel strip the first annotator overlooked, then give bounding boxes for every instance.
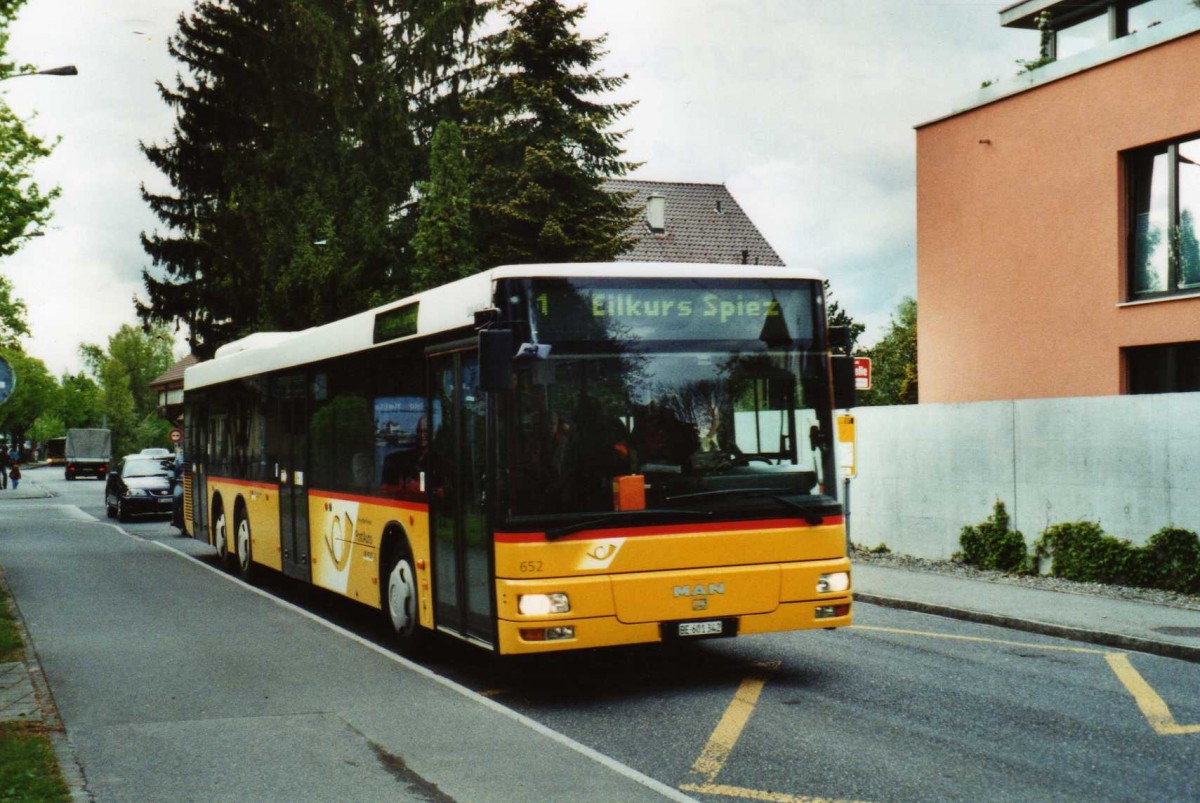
[851,548,1200,612]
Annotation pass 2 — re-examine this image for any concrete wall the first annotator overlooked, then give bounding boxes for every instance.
[847,394,1200,558]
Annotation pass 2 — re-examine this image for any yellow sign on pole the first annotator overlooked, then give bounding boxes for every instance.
[836,414,856,478]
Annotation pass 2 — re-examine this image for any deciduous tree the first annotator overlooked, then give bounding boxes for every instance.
[861,297,918,405]
[81,325,175,457]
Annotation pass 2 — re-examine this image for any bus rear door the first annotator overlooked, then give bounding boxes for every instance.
[275,373,311,582]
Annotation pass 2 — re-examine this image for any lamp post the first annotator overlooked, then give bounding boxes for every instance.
[1,65,78,81]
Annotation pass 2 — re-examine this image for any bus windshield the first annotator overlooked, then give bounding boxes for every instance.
[498,276,835,525]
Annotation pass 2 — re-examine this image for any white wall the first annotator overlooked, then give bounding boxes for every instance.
[847,393,1200,559]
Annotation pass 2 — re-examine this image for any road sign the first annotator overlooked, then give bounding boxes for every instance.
[169,428,184,444]
[853,357,872,391]
[0,355,14,406]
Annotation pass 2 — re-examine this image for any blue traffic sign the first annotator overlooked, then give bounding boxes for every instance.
[0,356,14,406]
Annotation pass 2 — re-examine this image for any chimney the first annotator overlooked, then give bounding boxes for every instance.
[646,193,666,234]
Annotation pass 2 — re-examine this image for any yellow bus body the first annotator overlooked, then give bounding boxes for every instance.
[200,477,849,655]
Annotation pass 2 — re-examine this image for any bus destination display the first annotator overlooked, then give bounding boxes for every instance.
[527,278,814,343]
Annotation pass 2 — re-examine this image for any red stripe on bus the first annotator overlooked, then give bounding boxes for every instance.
[311,490,429,513]
[494,515,844,543]
[206,476,277,490]
[204,478,429,512]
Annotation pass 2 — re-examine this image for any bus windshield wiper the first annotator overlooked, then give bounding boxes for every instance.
[545,509,713,540]
[664,488,826,525]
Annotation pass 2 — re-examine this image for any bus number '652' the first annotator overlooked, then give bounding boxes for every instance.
[520,561,544,573]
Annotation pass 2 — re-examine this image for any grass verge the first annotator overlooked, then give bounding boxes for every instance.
[0,722,69,801]
[0,578,70,801]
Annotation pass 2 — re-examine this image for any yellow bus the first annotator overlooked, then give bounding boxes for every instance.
[181,263,854,655]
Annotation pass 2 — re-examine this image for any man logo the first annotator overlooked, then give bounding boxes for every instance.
[673,583,725,597]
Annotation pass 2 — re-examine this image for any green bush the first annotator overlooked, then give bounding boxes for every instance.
[1034,522,1200,593]
[1034,521,1136,585]
[1135,527,1200,594]
[954,500,1029,573]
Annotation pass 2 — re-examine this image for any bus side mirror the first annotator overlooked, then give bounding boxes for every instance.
[828,325,851,354]
[479,328,514,392]
[832,355,856,409]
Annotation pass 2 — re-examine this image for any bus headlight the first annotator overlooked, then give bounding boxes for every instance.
[518,592,571,616]
[817,572,849,593]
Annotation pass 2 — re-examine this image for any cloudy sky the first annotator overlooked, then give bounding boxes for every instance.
[3,1,1037,378]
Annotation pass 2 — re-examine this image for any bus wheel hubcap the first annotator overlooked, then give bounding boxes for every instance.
[388,560,416,634]
[237,520,250,569]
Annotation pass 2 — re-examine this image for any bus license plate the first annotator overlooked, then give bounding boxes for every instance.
[678,620,723,637]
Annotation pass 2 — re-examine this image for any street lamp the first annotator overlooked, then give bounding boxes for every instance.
[1,65,78,81]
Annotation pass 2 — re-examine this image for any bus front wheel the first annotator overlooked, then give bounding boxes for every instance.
[383,547,428,656]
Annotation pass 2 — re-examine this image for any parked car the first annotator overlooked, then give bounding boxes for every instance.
[105,454,177,522]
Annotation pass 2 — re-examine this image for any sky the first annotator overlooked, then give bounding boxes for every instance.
[2,0,1038,378]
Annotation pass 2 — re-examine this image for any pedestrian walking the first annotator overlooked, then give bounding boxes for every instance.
[8,443,20,490]
[0,444,7,490]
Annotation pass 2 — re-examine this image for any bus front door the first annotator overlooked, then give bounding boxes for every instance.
[276,374,311,582]
[429,350,495,646]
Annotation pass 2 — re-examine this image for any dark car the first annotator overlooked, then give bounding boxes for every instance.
[105,454,177,522]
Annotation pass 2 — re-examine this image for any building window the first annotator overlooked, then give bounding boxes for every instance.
[1128,134,1200,298]
[1126,341,1200,393]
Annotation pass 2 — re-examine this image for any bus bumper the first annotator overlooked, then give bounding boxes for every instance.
[495,596,853,656]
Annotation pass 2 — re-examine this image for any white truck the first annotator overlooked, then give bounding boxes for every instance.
[64,428,111,480]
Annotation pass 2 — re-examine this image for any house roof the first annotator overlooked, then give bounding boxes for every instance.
[604,179,785,267]
[149,353,199,389]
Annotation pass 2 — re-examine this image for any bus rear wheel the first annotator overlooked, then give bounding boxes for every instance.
[213,505,233,570]
[383,548,428,656]
[235,511,256,582]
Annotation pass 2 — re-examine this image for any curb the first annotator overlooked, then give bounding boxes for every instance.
[855,592,1200,665]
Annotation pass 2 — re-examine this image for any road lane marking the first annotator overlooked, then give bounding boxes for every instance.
[680,780,858,802]
[684,661,869,802]
[855,624,1107,655]
[858,624,1199,737]
[689,661,778,783]
[1105,653,1200,736]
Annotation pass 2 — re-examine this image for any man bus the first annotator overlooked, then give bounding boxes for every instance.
[180,263,854,655]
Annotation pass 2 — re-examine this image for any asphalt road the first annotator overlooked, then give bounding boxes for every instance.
[14,465,1200,802]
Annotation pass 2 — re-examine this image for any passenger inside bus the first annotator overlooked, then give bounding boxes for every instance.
[631,402,699,473]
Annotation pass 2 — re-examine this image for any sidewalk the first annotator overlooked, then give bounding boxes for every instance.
[854,562,1200,663]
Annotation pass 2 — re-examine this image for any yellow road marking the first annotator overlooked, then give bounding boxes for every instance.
[854,624,1107,655]
[857,624,1199,737]
[681,781,862,802]
[680,626,1198,800]
[1105,653,1200,736]
[690,662,778,783]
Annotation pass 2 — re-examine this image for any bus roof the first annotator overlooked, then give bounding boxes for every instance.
[184,262,824,390]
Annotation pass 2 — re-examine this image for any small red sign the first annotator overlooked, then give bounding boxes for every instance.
[853,357,872,391]
[169,428,184,444]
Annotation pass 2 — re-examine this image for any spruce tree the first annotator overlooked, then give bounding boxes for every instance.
[465,0,638,267]
[412,120,477,292]
[140,0,415,358]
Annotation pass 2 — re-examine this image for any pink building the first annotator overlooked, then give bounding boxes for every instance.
[917,0,1200,402]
